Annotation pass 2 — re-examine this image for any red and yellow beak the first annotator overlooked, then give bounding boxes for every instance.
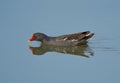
[28,34,35,42]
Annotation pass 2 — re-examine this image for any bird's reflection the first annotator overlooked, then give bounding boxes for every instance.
[28,43,94,58]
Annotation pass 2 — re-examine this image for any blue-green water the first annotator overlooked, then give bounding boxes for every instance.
[0,0,120,83]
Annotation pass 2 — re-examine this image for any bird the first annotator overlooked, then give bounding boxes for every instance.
[28,31,94,46]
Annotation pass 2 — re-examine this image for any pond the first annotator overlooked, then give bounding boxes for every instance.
[0,0,120,83]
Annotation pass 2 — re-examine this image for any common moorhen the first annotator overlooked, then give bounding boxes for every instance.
[28,31,94,46]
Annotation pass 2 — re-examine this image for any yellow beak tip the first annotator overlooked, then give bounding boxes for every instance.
[28,40,31,43]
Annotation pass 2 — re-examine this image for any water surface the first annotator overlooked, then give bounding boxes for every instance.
[0,0,120,83]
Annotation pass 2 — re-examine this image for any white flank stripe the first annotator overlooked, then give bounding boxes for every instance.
[86,33,91,36]
[63,37,68,41]
[72,39,77,42]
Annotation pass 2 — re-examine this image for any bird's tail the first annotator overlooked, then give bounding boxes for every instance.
[77,32,94,45]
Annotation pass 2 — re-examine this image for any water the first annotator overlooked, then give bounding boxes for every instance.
[0,0,120,83]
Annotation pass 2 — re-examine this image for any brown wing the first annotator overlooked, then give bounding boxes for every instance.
[55,31,91,41]
[66,31,90,40]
